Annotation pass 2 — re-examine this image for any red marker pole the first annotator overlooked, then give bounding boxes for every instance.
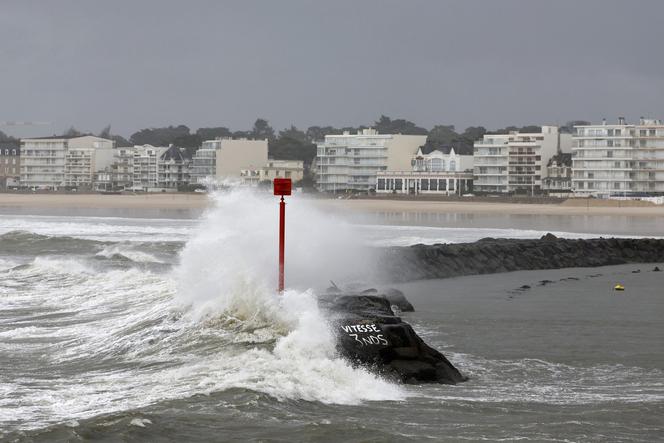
[273,178,292,293]
[278,195,285,292]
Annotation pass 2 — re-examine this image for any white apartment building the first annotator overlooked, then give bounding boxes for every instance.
[216,138,268,178]
[110,147,135,190]
[316,129,427,192]
[20,135,114,190]
[240,159,304,186]
[473,126,570,194]
[131,145,168,191]
[190,139,218,184]
[64,136,114,189]
[191,138,268,183]
[376,147,473,195]
[572,117,664,196]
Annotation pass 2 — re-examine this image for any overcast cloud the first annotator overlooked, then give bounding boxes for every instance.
[1,0,663,137]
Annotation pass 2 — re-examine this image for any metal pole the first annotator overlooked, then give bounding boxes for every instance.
[278,195,285,293]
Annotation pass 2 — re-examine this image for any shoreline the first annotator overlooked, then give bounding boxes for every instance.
[0,193,664,216]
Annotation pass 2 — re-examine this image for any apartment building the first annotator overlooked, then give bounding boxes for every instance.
[376,147,473,195]
[190,139,218,184]
[473,126,570,194]
[572,117,664,196]
[191,138,268,183]
[131,145,168,191]
[20,135,114,190]
[20,136,68,189]
[216,138,268,178]
[0,145,20,189]
[316,128,427,192]
[110,147,135,190]
[63,136,114,189]
[240,159,304,185]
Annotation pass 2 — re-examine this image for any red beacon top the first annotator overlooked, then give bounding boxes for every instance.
[273,178,292,196]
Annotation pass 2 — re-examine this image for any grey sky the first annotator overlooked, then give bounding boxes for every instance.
[1,0,663,138]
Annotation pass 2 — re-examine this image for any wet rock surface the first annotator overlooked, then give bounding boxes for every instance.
[319,293,467,384]
[380,234,664,282]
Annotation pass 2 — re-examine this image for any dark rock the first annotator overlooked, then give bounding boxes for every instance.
[519,285,531,290]
[378,237,664,283]
[632,269,641,274]
[320,293,466,385]
[382,288,415,312]
[654,266,661,272]
[538,280,554,286]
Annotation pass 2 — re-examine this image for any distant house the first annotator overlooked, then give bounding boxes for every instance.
[542,153,572,194]
[158,145,191,190]
[376,147,474,195]
[241,159,304,186]
[0,145,20,189]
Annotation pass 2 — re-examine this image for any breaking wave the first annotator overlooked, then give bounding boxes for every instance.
[0,189,404,434]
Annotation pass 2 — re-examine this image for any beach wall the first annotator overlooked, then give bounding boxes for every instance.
[380,235,664,282]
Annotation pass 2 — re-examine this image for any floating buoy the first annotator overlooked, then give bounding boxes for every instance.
[614,283,625,291]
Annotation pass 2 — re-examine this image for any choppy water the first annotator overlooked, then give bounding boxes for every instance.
[1,190,663,442]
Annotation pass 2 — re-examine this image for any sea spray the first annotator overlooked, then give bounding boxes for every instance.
[176,188,376,319]
[173,187,405,402]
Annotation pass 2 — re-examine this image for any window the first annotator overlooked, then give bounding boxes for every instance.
[614,161,621,168]
[613,182,620,190]
[430,158,443,171]
[449,160,456,171]
[607,150,613,158]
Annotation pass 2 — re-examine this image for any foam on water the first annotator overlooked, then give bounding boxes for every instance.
[0,189,407,432]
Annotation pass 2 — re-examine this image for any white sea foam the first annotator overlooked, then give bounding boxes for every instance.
[96,245,164,263]
[0,189,409,432]
[0,214,195,242]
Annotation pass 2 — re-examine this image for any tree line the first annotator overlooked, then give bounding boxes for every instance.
[3,116,590,164]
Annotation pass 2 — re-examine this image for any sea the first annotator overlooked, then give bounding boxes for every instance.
[1,190,663,442]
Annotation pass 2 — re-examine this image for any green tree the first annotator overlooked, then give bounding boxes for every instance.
[130,125,190,146]
[305,125,341,143]
[561,120,590,133]
[250,118,275,140]
[196,126,232,140]
[64,126,83,137]
[0,130,19,147]
[269,126,316,165]
[374,115,428,135]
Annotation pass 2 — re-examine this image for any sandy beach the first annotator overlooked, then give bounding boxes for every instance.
[1,193,664,216]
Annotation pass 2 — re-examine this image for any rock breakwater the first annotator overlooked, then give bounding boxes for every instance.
[380,234,664,282]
